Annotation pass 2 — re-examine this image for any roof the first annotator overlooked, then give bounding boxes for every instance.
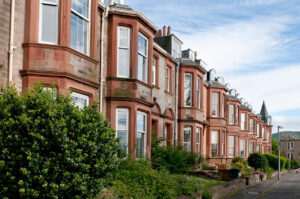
[153,42,177,64]
[180,59,207,73]
[240,104,251,111]
[260,101,269,124]
[206,80,228,90]
[108,4,157,32]
[226,95,241,102]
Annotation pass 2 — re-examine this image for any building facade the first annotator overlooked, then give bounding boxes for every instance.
[0,0,272,162]
[280,136,300,161]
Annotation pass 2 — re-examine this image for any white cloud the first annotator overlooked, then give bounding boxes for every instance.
[177,16,291,72]
[272,116,300,132]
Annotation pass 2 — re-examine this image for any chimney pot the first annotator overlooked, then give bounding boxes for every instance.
[167,26,171,35]
[163,26,166,36]
[195,51,198,60]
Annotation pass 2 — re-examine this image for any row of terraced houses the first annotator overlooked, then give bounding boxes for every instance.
[0,0,272,163]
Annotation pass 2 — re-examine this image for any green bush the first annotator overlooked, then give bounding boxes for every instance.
[285,158,290,170]
[263,154,286,170]
[248,153,268,171]
[232,157,248,167]
[291,160,300,169]
[151,138,205,174]
[106,159,205,198]
[0,84,121,199]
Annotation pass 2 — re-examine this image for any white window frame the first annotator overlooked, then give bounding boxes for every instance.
[228,136,235,157]
[117,26,131,78]
[70,0,91,55]
[211,131,219,157]
[136,111,147,158]
[152,59,156,85]
[116,108,129,153]
[256,123,260,137]
[229,104,234,125]
[262,127,265,138]
[183,126,192,152]
[137,33,148,83]
[71,91,90,108]
[196,128,201,153]
[197,77,201,109]
[249,119,254,134]
[212,92,219,117]
[184,73,192,107]
[241,113,246,130]
[165,66,170,92]
[39,0,59,44]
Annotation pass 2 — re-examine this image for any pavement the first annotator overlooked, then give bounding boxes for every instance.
[228,171,300,199]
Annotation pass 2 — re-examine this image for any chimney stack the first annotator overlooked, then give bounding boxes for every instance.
[195,51,198,60]
[158,29,162,37]
[167,26,171,36]
[163,26,166,36]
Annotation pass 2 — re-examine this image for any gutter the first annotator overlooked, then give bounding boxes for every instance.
[8,0,16,83]
[99,4,109,113]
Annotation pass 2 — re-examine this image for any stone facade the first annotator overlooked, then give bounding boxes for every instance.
[280,136,300,161]
[0,0,272,162]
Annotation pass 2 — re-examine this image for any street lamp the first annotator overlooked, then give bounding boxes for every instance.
[278,126,283,180]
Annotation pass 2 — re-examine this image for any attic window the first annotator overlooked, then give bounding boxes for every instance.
[172,37,181,59]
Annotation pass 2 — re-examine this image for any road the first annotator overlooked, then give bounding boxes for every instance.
[228,171,300,199]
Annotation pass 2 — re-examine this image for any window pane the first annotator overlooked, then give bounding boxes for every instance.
[136,132,145,158]
[240,140,245,158]
[117,110,127,129]
[117,130,127,152]
[71,96,88,109]
[152,60,156,85]
[241,113,245,130]
[119,27,129,48]
[41,4,58,43]
[184,74,192,107]
[183,127,191,152]
[138,35,147,56]
[229,105,234,124]
[211,131,219,156]
[229,136,234,157]
[212,92,219,116]
[118,49,129,77]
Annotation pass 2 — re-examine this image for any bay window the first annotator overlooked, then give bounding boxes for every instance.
[116,109,129,152]
[249,119,254,134]
[71,0,90,55]
[197,77,201,109]
[39,0,59,44]
[240,139,246,158]
[196,128,201,153]
[165,66,170,92]
[212,92,219,117]
[229,136,235,157]
[117,26,130,77]
[257,123,260,137]
[138,33,148,83]
[211,131,219,156]
[184,73,192,107]
[152,59,156,85]
[229,104,234,125]
[136,111,147,158]
[183,127,191,152]
[262,127,265,138]
[241,113,246,130]
[222,131,225,155]
[71,92,90,109]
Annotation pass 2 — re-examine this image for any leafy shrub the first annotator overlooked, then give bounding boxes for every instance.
[291,160,300,169]
[248,153,268,171]
[263,154,286,170]
[151,138,206,173]
[231,161,245,171]
[202,189,213,199]
[0,84,120,199]
[285,158,290,170]
[106,159,205,198]
[232,157,248,167]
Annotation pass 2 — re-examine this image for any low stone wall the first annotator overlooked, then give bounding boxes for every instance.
[245,173,260,186]
[209,178,246,199]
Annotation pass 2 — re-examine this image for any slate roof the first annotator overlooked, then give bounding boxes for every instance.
[180,59,207,72]
[260,101,269,124]
[226,95,241,102]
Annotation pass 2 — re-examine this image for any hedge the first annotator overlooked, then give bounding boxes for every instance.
[247,152,268,171]
[0,84,121,199]
[263,154,286,170]
[291,160,300,169]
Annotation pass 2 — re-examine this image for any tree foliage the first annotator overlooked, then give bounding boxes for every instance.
[247,152,268,171]
[272,137,278,155]
[0,84,120,199]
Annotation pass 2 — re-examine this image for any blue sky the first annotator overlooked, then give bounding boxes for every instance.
[126,0,300,133]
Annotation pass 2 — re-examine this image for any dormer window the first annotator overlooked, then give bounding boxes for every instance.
[172,37,181,59]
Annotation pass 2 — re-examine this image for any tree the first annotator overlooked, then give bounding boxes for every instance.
[272,137,278,155]
[0,84,121,199]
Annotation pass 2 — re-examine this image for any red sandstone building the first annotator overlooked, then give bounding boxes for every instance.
[0,0,272,162]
